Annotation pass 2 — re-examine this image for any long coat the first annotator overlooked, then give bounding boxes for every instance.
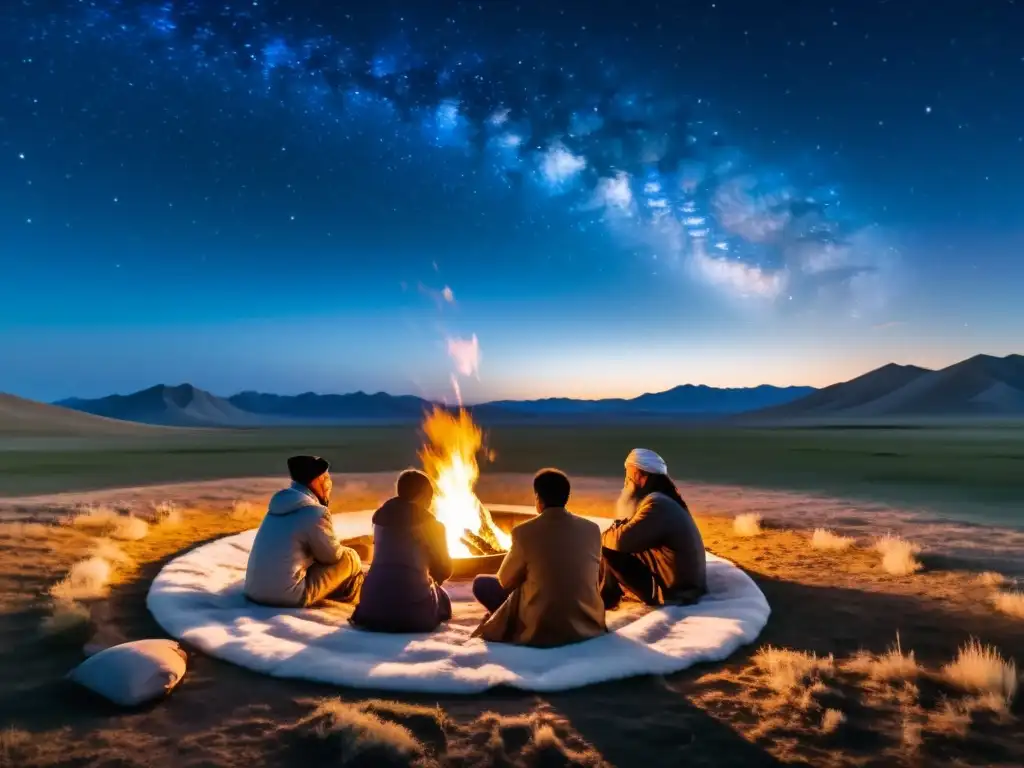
[601,491,707,604]
[244,483,362,607]
[350,497,453,633]
[474,507,607,648]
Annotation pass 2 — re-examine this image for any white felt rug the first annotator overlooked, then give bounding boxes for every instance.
[147,505,770,693]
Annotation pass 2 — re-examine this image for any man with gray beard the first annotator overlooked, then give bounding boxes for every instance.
[599,448,707,609]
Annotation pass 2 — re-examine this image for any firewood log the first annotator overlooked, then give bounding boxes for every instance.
[463,529,501,556]
[459,534,486,556]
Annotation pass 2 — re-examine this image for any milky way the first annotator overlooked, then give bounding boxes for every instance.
[11,0,897,315]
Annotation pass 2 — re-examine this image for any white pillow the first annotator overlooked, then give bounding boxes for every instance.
[68,639,187,706]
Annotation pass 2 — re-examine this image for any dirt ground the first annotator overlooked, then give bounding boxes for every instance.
[0,473,1021,767]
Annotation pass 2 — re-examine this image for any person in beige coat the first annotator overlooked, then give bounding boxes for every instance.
[471,469,607,648]
[244,455,364,608]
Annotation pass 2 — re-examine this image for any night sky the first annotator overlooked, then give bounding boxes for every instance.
[2,0,1022,403]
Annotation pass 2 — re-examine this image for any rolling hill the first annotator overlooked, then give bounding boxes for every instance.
[0,393,171,437]
[58,384,268,428]
[749,354,1024,420]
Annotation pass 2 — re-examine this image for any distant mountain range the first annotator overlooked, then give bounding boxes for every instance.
[47,353,1024,428]
[747,354,1024,421]
[54,382,818,428]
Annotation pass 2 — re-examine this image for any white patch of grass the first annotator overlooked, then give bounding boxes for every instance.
[873,534,923,576]
[753,646,834,694]
[811,528,855,551]
[733,513,763,537]
[977,571,1008,587]
[819,708,845,734]
[39,599,91,637]
[941,639,1018,708]
[48,556,111,601]
[152,500,182,527]
[69,505,118,530]
[89,538,132,566]
[109,515,149,541]
[991,589,1024,619]
[843,635,919,681]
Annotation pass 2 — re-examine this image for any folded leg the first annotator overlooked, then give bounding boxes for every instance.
[600,547,659,608]
[472,574,510,613]
[436,584,453,623]
[302,549,363,607]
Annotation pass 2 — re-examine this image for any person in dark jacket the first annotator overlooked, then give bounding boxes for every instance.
[350,469,453,633]
[599,448,707,609]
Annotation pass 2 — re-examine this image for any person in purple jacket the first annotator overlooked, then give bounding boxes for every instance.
[350,469,453,633]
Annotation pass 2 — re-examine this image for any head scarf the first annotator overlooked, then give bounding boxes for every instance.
[624,448,667,475]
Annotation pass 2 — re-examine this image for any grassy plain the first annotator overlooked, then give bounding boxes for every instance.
[2,423,1024,525]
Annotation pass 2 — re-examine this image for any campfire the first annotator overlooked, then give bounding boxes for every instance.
[419,407,511,558]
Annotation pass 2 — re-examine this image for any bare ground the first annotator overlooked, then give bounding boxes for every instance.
[0,473,1022,767]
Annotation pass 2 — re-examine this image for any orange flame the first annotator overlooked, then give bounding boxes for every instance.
[419,407,510,557]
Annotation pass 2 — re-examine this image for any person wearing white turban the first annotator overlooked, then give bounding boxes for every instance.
[599,448,707,608]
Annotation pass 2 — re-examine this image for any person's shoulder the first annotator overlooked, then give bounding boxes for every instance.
[639,492,678,512]
[566,510,601,530]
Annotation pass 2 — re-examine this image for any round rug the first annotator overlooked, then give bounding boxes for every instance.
[147,505,770,693]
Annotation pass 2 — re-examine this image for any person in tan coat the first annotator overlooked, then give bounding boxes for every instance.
[244,455,364,608]
[471,469,607,648]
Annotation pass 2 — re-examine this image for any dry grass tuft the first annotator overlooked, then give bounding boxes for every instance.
[109,515,149,541]
[733,513,763,537]
[991,589,1024,619]
[38,599,91,638]
[89,538,133,566]
[287,698,429,767]
[819,708,846,734]
[941,639,1018,709]
[753,646,835,694]
[0,727,32,766]
[873,534,923,576]
[811,528,855,551]
[0,521,51,539]
[843,636,919,681]
[230,500,254,520]
[48,556,112,602]
[69,505,118,530]
[152,500,182,527]
[977,571,1008,587]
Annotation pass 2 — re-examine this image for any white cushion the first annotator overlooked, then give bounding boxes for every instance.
[68,639,187,706]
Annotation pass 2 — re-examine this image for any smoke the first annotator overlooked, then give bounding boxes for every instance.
[447,335,481,378]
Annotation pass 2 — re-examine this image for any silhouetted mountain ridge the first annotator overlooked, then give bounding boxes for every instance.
[748,354,1024,420]
[57,382,817,426]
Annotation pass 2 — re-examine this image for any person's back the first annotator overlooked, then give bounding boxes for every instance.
[351,471,453,633]
[627,491,706,603]
[507,509,606,647]
[244,456,362,608]
[474,468,606,648]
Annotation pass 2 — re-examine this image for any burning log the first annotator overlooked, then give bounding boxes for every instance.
[475,506,505,551]
[462,529,504,556]
[459,535,485,556]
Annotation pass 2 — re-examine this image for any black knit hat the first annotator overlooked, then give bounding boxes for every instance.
[287,455,330,485]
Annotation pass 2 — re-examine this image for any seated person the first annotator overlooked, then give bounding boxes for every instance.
[600,448,707,609]
[244,455,363,608]
[350,469,453,633]
[471,468,607,648]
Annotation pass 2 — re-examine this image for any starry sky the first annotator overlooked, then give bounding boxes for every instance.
[2,0,1023,403]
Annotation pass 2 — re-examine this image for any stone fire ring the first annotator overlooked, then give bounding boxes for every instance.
[147,504,771,694]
